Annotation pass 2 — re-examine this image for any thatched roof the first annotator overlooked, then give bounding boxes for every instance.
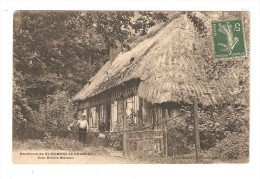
[73,13,248,106]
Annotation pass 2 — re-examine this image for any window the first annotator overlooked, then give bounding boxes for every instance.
[110,101,118,131]
[100,105,104,120]
[126,96,134,116]
[111,96,140,130]
[125,96,139,124]
[89,107,97,128]
[99,105,104,121]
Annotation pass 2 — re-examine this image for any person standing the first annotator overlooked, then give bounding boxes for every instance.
[76,113,89,144]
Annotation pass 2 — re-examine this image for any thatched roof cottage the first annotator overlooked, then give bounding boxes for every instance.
[72,13,248,154]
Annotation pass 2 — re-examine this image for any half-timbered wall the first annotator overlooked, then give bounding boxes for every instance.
[77,79,140,110]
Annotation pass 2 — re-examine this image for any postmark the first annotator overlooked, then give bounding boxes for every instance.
[212,19,246,58]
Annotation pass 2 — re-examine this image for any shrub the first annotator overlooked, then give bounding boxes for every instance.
[107,133,123,151]
[166,104,249,155]
[206,132,249,160]
[167,119,193,156]
[35,91,76,138]
[13,80,36,140]
[198,105,249,150]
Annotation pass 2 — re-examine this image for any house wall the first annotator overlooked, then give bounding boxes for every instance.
[110,95,140,131]
[76,97,181,133]
[77,95,141,132]
[110,101,118,131]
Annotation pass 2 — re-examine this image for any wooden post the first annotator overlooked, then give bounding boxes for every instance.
[193,96,200,163]
[122,100,129,157]
[164,109,169,163]
[123,115,127,156]
[158,106,163,154]
[103,104,107,131]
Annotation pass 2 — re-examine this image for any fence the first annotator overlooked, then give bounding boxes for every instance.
[124,129,164,157]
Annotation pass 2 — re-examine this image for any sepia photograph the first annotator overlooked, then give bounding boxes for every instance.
[12,10,250,164]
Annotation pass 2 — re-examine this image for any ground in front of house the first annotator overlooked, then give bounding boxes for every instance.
[12,139,248,164]
[13,146,143,164]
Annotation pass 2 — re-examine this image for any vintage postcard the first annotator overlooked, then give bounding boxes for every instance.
[13,11,249,164]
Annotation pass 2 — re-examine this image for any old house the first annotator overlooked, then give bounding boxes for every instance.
[72,13,244,156]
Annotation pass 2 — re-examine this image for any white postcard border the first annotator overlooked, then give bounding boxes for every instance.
[1,1,260,179]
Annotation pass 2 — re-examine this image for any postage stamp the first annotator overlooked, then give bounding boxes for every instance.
[212,19,246,58]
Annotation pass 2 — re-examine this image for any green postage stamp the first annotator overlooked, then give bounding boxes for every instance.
[212,19,246,58]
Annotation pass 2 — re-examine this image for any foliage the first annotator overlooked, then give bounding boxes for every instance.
[35,91,76,138]
[198,105,249,150]
[13,69,37,139]
[206,132,249,160]
[107,133,123,151]
[167,114,194,156]
[167,104,249,155]
[132,12,168,35]
[114,120,123,132]
[186,12,208,37]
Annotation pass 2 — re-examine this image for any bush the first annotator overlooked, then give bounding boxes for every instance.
[35,91,76,138]
[13,91,77,140]
[107,133,123,151]
[198,105,249,150]
[206,132,249,160]
[167,120,193,156]
[166,104,249,155]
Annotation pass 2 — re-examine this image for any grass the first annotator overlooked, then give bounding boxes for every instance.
[128,151,248,164]
[13,137,111,156]
[13,137,83,151]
